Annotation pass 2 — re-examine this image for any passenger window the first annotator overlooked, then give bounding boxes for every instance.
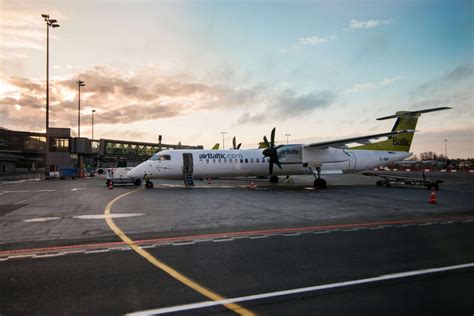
[218,159,221,163]
[213,159,216,163]
[245,159,248,163]
[224,159,227,163]
[235,159,238,163]
[256,158,259,163]
[240,159,243,163]
[206,159,209,164]
[250,158,254,163]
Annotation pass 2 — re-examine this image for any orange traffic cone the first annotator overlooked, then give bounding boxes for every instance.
[108,180,113,190]
[248,181,256,190]
[429,189,437,204]
[208,177,212,184]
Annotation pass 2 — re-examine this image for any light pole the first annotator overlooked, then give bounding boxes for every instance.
[444,139,448,159]
[41,14,59,175]
[91,109,96,139]
[285,133,291,144]
[76,80,85,138]
[220,131,227,149]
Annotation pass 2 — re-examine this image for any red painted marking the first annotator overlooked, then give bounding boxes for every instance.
[2,215,474,257]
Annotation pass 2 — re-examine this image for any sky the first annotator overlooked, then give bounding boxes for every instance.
[0,0,472,158]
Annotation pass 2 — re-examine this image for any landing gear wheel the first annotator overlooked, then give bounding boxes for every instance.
[313,178,327,189]
[269,175,279,184]
[145,181,154,189]
[134,179,142,186]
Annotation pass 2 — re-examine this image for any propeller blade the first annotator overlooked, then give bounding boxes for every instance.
[263,136,270,147]
[232,137,236,149]
[269,159,274,175]
[270,127,276,146]
[274,157,282,169]
[237,143,242,149]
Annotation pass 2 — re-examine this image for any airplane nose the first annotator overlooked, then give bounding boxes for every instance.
[127,166,141,179]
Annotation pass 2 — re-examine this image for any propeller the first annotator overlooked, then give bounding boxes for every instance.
[262,127,282,175]
[232,136,242,150]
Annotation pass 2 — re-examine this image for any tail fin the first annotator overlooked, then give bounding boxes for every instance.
[354,107,451,152]
[211,143,220,150]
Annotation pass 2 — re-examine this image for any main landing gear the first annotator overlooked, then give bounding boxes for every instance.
[311,167,327,189]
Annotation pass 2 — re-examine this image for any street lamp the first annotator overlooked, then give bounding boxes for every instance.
[444,139,448,159]
[285,133,291,144]
[91,109,96,139]
[76,80,86,138]
[41,14,59,175]
[220,131,227,149]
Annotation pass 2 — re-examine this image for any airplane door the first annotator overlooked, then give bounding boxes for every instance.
[183,153,193,175]
[344,150,356,171]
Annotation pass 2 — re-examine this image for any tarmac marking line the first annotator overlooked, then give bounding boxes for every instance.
[3,215,474,258]
[104,189,255,316]
[128,262,474,315]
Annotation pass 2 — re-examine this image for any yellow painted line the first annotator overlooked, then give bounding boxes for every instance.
[104,189,255,316]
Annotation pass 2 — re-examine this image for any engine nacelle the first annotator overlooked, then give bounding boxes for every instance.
[277,144,303,164]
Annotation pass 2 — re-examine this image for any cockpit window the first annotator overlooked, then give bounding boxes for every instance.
[150,154,171,161]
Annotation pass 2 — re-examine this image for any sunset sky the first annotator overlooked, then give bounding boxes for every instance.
[0,0,472,158]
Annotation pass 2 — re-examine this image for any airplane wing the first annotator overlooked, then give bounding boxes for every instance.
[305,130,414,149]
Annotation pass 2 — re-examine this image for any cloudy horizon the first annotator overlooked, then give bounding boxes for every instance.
[0,0,472,158]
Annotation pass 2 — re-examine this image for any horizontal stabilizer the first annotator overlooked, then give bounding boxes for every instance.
[377,107,452,120]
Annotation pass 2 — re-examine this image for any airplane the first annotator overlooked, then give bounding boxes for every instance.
[127,107,451,189]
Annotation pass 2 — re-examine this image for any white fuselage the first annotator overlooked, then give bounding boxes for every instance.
[127,146,411,180]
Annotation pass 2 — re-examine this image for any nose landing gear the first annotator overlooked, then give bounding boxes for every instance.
[145,180,154,189]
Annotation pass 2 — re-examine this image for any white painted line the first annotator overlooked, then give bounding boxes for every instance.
[7,254,34,259]
[127,262,474,316]
[33,253,62,259]
[73,213,145,220]
[212,238,235,242]
[24,217,62,222]
[85,249,111,254]
[140,244,157,249]
[283,233,301,237]
[1,189,55,194]
[71,188,87,191]
[172,241,196,246]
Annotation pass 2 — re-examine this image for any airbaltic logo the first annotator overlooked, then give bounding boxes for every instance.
[392,137,410,147]
[199,152,243,159]
[278,148,300,155]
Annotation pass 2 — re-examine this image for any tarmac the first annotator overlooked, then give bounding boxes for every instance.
[0,172,473,315]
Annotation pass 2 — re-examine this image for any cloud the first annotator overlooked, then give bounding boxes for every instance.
[346,77,401,93]
[350,19,390,29]
[413,62,474,97]
[299,35,336,46]
[237,89,337,124]
[0,64,266,132]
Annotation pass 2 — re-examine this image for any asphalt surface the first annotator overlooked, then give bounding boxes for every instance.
[0,172,473,315]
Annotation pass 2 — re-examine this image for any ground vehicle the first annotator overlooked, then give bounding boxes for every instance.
[105,167,141,187]
[59,167,79,180]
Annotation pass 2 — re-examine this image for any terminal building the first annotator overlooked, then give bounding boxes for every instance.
[0,127,203,175]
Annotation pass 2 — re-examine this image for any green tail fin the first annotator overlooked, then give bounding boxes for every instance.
[353,107,451,152]
[211,143,220,150]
